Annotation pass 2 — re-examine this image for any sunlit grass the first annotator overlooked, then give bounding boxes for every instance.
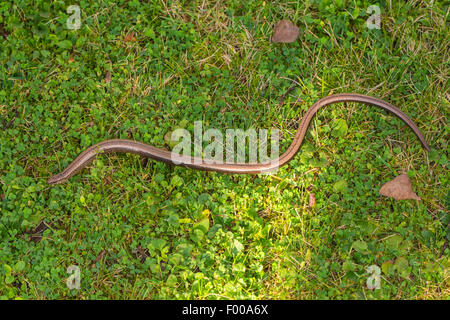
[0,0,448,299]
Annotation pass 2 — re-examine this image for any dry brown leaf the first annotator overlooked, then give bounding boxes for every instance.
[271,20,299,43]
[379,174,421,200]
[24,220,51,243]
[308,193,316,208]
[105,71,112,83]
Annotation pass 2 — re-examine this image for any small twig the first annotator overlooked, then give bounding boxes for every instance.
[279,84,297,104]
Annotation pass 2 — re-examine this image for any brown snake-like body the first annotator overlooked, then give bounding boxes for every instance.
[48,93,430,184]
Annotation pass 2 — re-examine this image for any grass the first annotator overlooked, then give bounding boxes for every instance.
[0,0,449,299]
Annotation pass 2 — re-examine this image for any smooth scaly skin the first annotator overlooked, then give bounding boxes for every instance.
[48,93,430,184]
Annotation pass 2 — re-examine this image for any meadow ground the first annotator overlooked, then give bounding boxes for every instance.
[0,0,448,299]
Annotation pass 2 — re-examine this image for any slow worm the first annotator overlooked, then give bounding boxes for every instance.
[48,93,430,184]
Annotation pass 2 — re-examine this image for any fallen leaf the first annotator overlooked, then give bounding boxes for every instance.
[105,71,112,83]
[271,20,299,43]
[0,194,4,201]
[308,193,316,208]
[24,220,51,243]
[379,174,421,200]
